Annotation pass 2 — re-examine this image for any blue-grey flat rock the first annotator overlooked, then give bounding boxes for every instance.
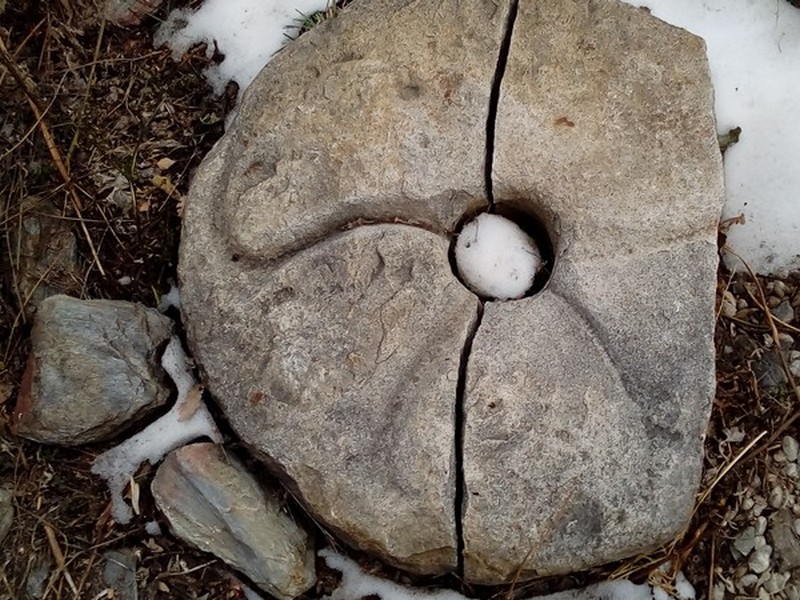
[13,295,174,445]
[152,443,315,600]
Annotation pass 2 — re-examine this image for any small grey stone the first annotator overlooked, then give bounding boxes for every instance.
[0,487,13,544]
[752,496,768,517]
[772,300,795,323]
[764,572,789,594]
[794,519,800,536]
[770,508,800,570]
[749,546,772,574]
[790,462,800,479]
[152,443,315,600]
[787,583,800,600]
[754,534,767,549]
[753,352,788,388]
[102,549,138,600]
[770,485,786,509]
[791,359,800,379]
[755,516,768,536]
[773,450,788,464]
[738,573,759,589]
[12,295,174,445]
[735,527,757,556]
[783,436,799,462]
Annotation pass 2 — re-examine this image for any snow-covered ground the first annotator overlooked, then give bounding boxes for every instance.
[156,0,800,274]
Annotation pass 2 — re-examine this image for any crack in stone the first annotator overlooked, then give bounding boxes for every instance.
[454,300,483,582]
[484,0,520,212]
[455,0,520,582]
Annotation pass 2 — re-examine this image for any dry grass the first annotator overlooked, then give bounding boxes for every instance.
[1,1,799,599]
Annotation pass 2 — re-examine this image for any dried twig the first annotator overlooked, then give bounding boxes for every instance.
[0,34,106,276]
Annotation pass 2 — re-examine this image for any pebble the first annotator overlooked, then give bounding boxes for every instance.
[786,462,799,479]
[721,291,737,318]
[749,546,772,574]
[764,572,789,594]
[742,497,755,511]
[754,534,767,549]
[755,516,768,536]
[772,299,795,323]
[773,449,788,463]
[783,436,800,462]
[788,584,800,600]
[752,496,768,516]
[769,485,786,509]
[734,526,756,556]
[720,290,736,318]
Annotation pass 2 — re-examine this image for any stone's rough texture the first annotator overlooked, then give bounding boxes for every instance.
[179,0,501,576]
[179,0,723,584]
[13,295,174,445]
[199,0,507,262]
[462,0,724,582]
[11,197,81,318]
[152,443,316,600]
[185,226,478,574]
[770,509,800,570]
[102,549,138,600]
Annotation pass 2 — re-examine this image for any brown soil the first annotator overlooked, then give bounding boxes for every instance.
[1,2,799,599]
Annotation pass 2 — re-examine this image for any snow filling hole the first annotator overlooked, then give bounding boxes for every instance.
[453,210,552,301]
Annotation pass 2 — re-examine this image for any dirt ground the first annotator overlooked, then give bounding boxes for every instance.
[1,1,799,599]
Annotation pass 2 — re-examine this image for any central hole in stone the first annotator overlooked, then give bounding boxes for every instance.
[451,205,554,301]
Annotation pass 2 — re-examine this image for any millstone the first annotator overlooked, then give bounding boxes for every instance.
[178,0,724,583]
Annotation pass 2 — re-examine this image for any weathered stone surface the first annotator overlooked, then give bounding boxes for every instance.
[179,0,723,584]
[11,197,81,318]
[152,443,316,600]
[179,0,503,576]
[462,0,723,582]
[185,225,478,574]
[13,295,174,445]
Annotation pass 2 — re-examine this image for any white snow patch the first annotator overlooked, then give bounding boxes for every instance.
[154,0,329,95]
[91,337,222,524]
[158,283,181,313]
[455,213,542,300]
[620,0,800,274]
[320,549,695,600]
[144,520,162,536]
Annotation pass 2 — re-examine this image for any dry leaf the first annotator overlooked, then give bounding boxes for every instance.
[178,384,204,422]
[156,157,176,170]
[130,475,141,516]
[151,173,180,199]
